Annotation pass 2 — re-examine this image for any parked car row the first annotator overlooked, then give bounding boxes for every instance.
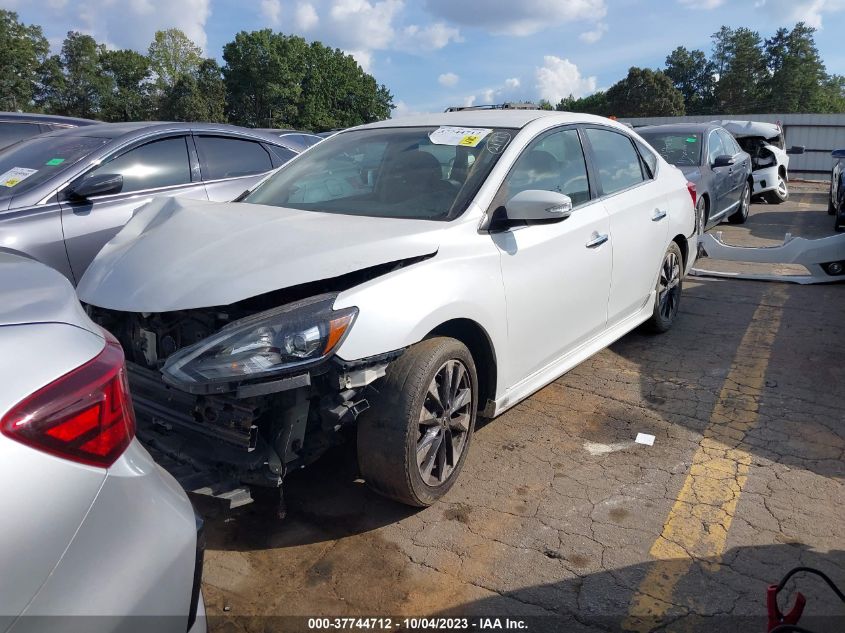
[3,110,696,627]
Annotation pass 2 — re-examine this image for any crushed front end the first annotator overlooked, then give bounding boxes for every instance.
[89,293,398,510]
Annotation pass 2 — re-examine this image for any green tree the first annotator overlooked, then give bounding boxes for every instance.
[148,28,203,93]
[159,58,226,122]
[764,23,828,113]
[664,46,716,114]
[38,31,110,118]
[223,30,392,130]
[100,49,153,121]
[712,27,767,113]
[605,67,685,117]
[556,91,610,115]
[537,99,554,110]
[0,10,49,111]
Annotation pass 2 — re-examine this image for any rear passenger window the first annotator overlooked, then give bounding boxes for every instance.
[636,140,658,178]
[585,128,645,195]
[501,128,591,206]
[718,129,740,155]
[708,131,726,164]
[195,136,273,180]
[84,136,191,194]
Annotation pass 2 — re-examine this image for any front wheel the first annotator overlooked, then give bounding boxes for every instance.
[728,182,751,223]
[357,337,477,507]
[647,242,683,334]
[762,173,788,204]
[695,196,708,235]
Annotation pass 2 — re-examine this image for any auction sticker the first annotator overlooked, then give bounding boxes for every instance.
[0,167,37,188]
[429,126,492,147]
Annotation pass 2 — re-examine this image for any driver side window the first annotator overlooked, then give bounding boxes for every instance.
[708,131,725,165]
[501,128,590,206]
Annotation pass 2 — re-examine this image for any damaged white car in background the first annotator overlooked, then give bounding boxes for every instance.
[77,111,695,513]
[717,120,805,204]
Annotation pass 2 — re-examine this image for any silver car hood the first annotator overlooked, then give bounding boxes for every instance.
[78,196,444,312]
[0,251,96,331]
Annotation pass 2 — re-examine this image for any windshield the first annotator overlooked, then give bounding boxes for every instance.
[243,126,515,220]
[0,135,108,201]
[639,132,702,167]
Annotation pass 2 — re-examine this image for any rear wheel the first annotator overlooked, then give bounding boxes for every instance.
[763,173,788,204]
[357,337,477,507]
[728,182,751,224]
[836,206,845,232]
[647,242,683,334]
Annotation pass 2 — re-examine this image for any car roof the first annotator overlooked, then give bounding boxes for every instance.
[0,112,100,127]
[637,123,720,134]
[40,121,298,146]
[356,110,608,130]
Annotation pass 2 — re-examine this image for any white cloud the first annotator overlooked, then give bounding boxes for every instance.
[535,55,597,103]
[423,0,606,36]
[504,77,520,89]
[261,0,282,25]
[391,100,431,117]
[438,72,459,87]
[462,95,476,107]
[294,2,319,29]
[579,21,607,43]
[344,49,373,71]
[678,0,726,8]
[399,22,462,51]
[753,0,845,28]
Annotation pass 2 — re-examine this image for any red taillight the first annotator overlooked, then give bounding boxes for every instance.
[1,331,135,468]
[687,181,697,206]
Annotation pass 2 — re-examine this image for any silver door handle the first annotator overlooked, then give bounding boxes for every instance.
[652,209,667,221]
[586,233,609,248]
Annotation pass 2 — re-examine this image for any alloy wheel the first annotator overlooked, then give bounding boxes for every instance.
[658,250,681,321]
[696,198,707,235]
[416,359,473,487]
[777,176,788,199]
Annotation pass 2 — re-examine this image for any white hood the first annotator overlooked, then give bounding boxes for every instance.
[77,196,444,312]
[717,120,781,140]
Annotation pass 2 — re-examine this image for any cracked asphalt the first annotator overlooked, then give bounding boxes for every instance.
[199,182,844,632]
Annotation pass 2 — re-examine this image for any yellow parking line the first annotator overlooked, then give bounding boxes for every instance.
[624,285,789,632]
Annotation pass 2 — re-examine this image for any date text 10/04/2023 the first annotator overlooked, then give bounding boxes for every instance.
[306,618,529,630]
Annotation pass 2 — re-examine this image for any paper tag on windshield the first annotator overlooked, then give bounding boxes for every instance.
[0,167,37,188]
[429,126,492,147]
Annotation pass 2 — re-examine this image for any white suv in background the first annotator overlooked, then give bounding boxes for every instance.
[78,111,695,510]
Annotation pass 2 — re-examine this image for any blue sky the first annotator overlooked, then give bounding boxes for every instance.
[4,0,845,115]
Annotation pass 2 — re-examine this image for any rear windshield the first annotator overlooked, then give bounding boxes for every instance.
[0,135,108,201]
[639,132,702,167]
[244,126,515,221]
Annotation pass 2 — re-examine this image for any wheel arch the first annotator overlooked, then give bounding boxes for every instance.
[425,318,497,414]
[672,233,689,270]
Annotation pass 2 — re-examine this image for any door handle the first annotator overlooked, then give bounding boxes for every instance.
[652,209,667,221]
[585,233,609,248]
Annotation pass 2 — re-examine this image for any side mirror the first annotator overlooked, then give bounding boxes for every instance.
[832,149,845,160]
[505,190,573,223]
[66,173,124,200]
[712,155,735,168]
[786,145,805,155]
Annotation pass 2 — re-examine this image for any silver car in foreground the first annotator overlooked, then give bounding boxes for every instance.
[0,252,205,633]
[0,122,299,283]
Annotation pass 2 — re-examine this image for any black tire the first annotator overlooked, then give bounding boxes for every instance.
[829,182,837,215]
[762,173,788,204]
[836,207,845,232]
[357,337,478,507]
[728,181,751,224]
[695,196,708,235]
[647,242,683,334]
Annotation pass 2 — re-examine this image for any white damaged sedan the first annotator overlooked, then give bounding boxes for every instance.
[78,111,695,509]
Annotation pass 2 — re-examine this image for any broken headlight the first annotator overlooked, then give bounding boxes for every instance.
[161,295,357,388]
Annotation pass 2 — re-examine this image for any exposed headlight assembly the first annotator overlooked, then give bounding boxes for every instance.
[162,295,357,391]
